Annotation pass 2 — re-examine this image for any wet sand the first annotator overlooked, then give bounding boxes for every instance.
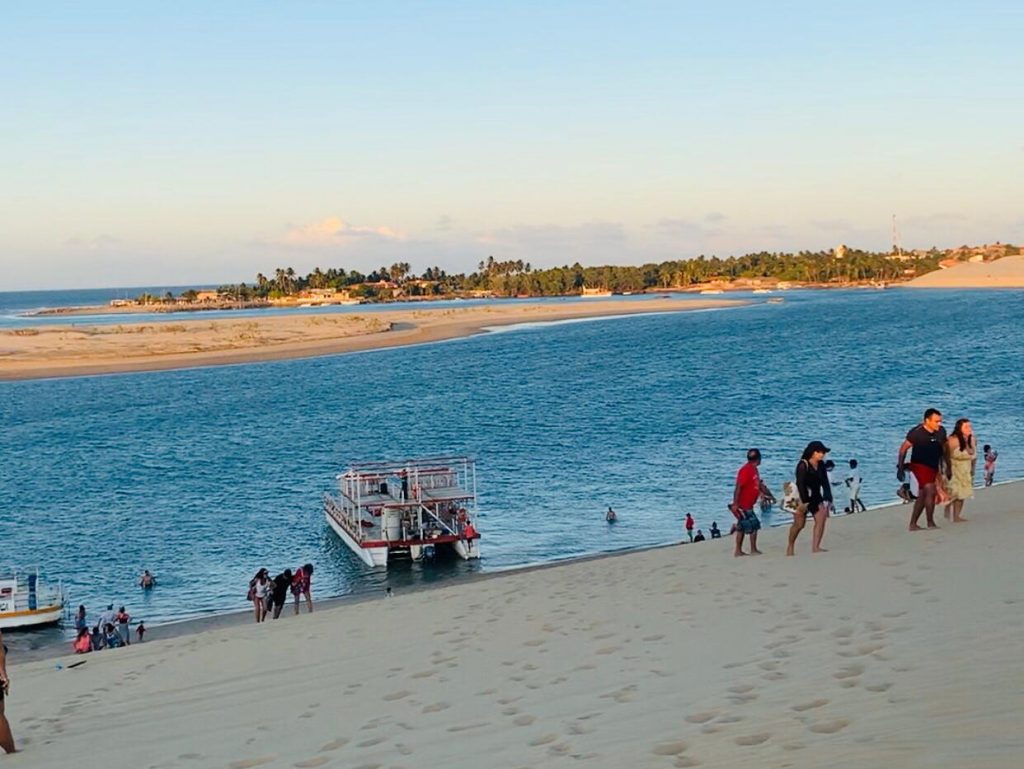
[7,481,1022,768]
[0,298,742,381]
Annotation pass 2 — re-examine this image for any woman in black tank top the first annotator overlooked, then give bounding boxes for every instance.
[786,440,833,556]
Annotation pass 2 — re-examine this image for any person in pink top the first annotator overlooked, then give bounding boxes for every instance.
[684,513,695,542]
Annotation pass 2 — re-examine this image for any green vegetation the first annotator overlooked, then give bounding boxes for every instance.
[212,251,942,300]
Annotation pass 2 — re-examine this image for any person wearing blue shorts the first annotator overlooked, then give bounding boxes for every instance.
[731,448,765,557]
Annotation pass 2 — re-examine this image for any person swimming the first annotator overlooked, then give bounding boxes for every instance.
[605,507,617,523]
[139,570,156,589]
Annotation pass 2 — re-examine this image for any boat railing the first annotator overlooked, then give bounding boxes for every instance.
[418,503,458,537]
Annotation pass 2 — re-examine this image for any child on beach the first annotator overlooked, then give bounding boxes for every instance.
[136,621,146,643]
[845,459,866,513]
[983,445,998,486]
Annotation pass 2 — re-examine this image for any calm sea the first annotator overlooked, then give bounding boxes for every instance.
[1,288,1021,645]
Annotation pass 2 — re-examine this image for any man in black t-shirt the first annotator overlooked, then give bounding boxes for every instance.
[897,408,947,531]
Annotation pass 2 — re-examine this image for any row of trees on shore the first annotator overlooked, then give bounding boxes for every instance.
[207,248,944,300]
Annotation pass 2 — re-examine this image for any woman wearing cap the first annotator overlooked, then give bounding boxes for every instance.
[787,441,833,556]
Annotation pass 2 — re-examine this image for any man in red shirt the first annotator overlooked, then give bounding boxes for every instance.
[731,448,766,557]
[684,513,695,542]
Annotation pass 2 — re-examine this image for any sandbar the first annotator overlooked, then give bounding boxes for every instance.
[0,298,742,381]
[7,481,1022,768]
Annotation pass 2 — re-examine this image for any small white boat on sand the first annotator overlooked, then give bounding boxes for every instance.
[0,568,66,630]
[699,289,724,295]
[325,457,481,567]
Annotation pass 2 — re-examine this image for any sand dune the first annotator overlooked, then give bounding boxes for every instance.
[7,482,1022,768]
[0,298,740,381]
[908,255,1024,288]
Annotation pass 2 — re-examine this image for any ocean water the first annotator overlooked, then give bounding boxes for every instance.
[1,288,1021,640]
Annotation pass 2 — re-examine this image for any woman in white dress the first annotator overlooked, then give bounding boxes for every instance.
[944,418,976,523]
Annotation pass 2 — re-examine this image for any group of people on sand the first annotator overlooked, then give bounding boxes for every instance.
[725,408,996,558]
[897,409,991,529]
[72,603,145,654]
[247,564,314,622]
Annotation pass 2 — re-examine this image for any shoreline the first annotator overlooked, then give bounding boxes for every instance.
[10,480,1022,768]
[0,297,745,382]
[12,478,1017,664]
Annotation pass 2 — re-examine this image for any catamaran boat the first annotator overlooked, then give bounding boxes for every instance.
[324,456,481,567]
[0,568,66,630]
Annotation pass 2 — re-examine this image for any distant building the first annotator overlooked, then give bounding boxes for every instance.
[195,290,222,302]
[834,244,848,260]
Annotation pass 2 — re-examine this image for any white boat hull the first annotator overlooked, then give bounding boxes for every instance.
[0,604,64,630]
[325,512,389,567]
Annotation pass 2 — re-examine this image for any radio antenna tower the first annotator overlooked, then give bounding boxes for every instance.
[891,214,903,258]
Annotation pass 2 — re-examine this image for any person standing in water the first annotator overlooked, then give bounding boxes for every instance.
[605,507,617,523]
[787,441,832,556]
[944,418,976,523]
[897,408,947,531]
[0,630,15,754]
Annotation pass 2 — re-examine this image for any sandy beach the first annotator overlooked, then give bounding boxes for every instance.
[907,255,1024,288]
[6,482,1021,768]
[0,298,741,381]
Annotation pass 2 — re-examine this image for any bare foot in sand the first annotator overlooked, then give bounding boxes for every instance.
[926,523,940,529]
[734,551,747,557]
[908,524,923,532]
[812,548,828,553]
[750,549,763,556]
[953,516,968,523]
[785,549,795,557]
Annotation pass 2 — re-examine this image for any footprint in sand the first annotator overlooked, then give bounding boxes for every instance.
[294,758,331,768]
[642,634,665,642]
[728,683,755,693]
[808,718,850,734]
[685,710,719,724]
[834,663,864,680]
[355,736,386,748]
[529,733,559,746]
[792,699,828,712]
[410,670,437,679]
[382,691,412,702]
[865,682,893,693]
[734,733,770,746]
[595,645,621,655]
[447,722,490,733]
[547,742,572,756]
[832,626,855,639]
[513,715,536,726]
[230,758,277,769]
[651,740,688,756]
[523,639,545,647]
[421,702,450,714]
[674,756,700,767]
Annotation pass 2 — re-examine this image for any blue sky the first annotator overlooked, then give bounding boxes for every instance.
[2,2,1022,289]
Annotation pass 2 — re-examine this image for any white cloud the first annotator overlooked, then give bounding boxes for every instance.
[280,216,404,246]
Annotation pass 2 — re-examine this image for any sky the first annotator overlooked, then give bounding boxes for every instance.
[2,1,1022,290]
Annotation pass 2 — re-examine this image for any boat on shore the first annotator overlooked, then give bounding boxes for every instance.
[324,457,481,567]
[0,568,66,630]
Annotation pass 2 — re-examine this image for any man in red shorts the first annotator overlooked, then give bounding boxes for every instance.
[730,448,766,557]
[897,408,947,531]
